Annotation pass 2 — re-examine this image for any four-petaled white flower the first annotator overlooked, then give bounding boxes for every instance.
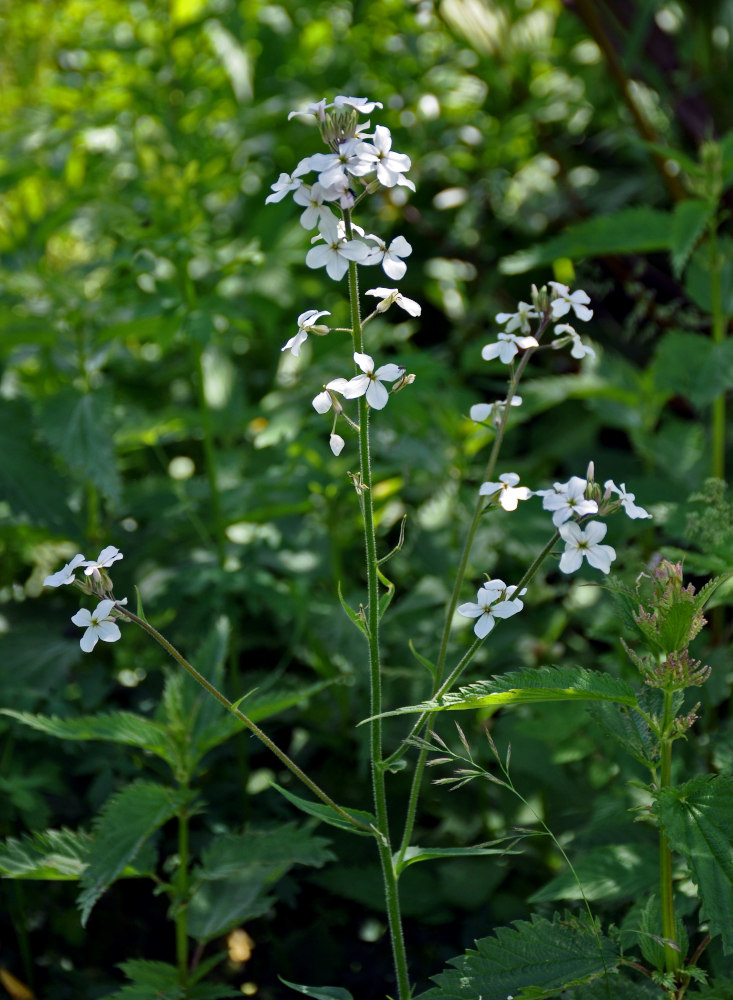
[44,553,86,588]
[363,234,412,280]
[342,352,405,410]
[305,216,369,280]
[312,378,350,413]
[552,323,596,360]
[470,396,522,426]
[604,480,652,519]
[549,283,593,322]
[282,309,331,357]
[482,331,538,365]
[458,579,526,639]
[354,125,414,190]
[71,599,122,652]
[265,162,311,204]
[365,287,421,317]
[558,521,616,574]
[292,183,337,231]
[479,473,532,511]
[495,301,537,334]
[535,476,598,526]
[83,546,123,577]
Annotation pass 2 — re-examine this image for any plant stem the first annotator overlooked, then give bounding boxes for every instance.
[343,209,411,1000]
[659,690,680,976]
[175,798,190,983]
[708,219,726,479]
[192,341,227,569]
[115,605,371,834]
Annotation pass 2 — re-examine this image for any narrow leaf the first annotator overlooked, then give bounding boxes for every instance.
[671,198,713,277]
[280,978,354,1000]
[268,782,375,837]
[409,639,437,678]
[395,843,519,876]
[377,565,395,621]
[337,581,369,637]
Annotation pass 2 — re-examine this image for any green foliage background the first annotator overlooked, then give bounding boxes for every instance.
[1,0,732,997]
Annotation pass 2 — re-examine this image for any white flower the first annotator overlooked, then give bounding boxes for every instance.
[479,472,532,511]
[481,331,538,365]
[310,139,368,189]
[281,309,331,357]
[83,546,123,577]
[305,216,369,281]
[470,396,522,427]
[558,521,616,574]
[342,352,405,410]
[329,433,345,456]
[363,234,412,280]
[604,480,652,519]
[535,476,598,526]
[548,282,593,322]
[365,287,421,317]
[495,301,538,334]
[552,323,596,360]
[292,183,337,230]
[312,378,350,413]
[265,162,310,204]
[353,125,414,190]
[333,96,384,114]
[71,599,122,653]
[43,553,86,588]
[458,579,525,639]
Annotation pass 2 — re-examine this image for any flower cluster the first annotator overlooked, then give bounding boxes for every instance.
[267,96,417,456]
[44,546,126,652]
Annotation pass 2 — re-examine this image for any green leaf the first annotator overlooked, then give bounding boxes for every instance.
[0,827,90,880]
[279,978,354,1000]
[657,601,697,653]
[377,565,395,621]
[78,780,187,925]
[1,709,172,762]
[685,236,733,314]
[655,775,733,954]
[395,843,519,876]
[187,871,273,942]
[103,960,184,1000]
[530,842,658,903]
[671,199,713,277]
[367,667,638,721]
[651,330,733,410]
[337,581,369,636]
[499,208,673,274]
[565,976,660,999]
[587,703,658,769]
[268,782,375,837]
[197,822,333,880]
[409,639,437,678]
[416,912,619,1000]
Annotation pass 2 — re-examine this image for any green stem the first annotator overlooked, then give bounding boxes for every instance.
[191,340,227,568]
[708,220,726,479]
[343,210,411,1000]
[115,605,371,834]
[175,799,190,983]
[659,690,680,975]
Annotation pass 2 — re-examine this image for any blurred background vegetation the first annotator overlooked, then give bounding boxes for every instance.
[1,0,733,997]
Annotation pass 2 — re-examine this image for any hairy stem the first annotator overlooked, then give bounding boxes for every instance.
[175,800,190,983]
[659,690,681,976]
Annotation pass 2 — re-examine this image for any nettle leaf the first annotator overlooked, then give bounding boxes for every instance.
[197,822,334,880]
[499,207,673,274]
[530,842,658,904]
[37,387,121,502]
[280,979,354,1000]
[370,667,637,720]
[78,780,187,925]
[0,827,91,879]
[565,975,660,999]
[268,782,375,837]
[1,709,172,762]
[104,960,184,1000]
[587,703,658,769]
[186,871,273,943]
[416,912,619,1000]
[671,199,713,277]
[651,330,733,410]
[655,774,733,954]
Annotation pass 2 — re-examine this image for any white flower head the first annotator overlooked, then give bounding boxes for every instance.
[342,352,405,410]
[71,599,122,652]
[548,282,593,322]
[353,124,414,190]
[495,301,538,335]
[312,377,350,414]
[363,234,412,280]
[552,323,596,360]
[43,553,86,588]
[265,161,311,204]
[470,396,522,428]
[535,476,598,526]
[305,216,369,281]
[558,521,616,574]
[481,331,538,365]
[365,287,421,317]
[604,480,652,519]
[458,579,525,639]
[83,546,123,577]
[281,309,331,357]
[479,472,532,511]
[292,183,337,231]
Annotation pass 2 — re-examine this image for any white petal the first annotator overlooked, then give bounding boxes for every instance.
[374,363,404,382]
[365,379,389,409]
[474,613,496,639]
[329,433,345,456]
[96,621,122,643]
[353,352,374,373]
[79,628,99,653]
[71,608,92,627]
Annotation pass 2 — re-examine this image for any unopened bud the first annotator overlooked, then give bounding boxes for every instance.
[392,370,414,393]
[311,324,330,336]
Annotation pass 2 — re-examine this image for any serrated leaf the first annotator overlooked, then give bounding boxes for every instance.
[416,912,619,1000]
[694,571,733,612]
[280,979,354,1000]
[499,208,673,274]
[587,703,658,768]
[367,667,638,721]
[655,775,733,954]
[0,827,91,879]
[337,581,369,636]
[78,780,187,925]
[395,843,519,876]
[530,842,658,903]
[657,601,697,653]
[268,782,375,837]
[565,975,660,999]
[187,871,273,942]
[671,199,712,277]
[104,960,184,1000]
[651,330,733,410]
[684,237,733,314]
[197,823,333,880]
[1,709,172,761]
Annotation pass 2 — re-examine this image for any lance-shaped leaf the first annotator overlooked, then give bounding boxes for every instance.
[280,979,354,1000]
[364,667,638,721]
[78,780,188,925]
[269,782,375,837]
[655,774,733,954]
[0,827,91,880]
[416,911,619,1000]
[395,842,521,876]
